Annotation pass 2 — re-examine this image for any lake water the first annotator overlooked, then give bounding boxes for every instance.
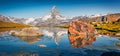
[0,27,120,56]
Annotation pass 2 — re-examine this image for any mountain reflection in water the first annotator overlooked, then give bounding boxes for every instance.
[40,27,67,45]
[10,27,68,45]
[0,27,120,56]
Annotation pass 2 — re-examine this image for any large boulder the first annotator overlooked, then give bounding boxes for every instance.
[68,20,98,48]
[12,27,42,37]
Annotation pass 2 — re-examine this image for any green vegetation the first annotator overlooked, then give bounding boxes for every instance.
[0,28,23,32]
[0,21,31,32]
[0,21,30,28]
[91,21,120,36]
[55,24,69,28]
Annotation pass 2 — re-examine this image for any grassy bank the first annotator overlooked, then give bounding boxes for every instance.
[0,21,31,32]
[91,21,120,37]
[55,24,69,28]
[0,21,30,28]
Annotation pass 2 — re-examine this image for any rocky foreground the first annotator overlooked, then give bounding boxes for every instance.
[68,20,98,48]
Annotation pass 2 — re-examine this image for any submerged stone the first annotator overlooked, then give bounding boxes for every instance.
[116,42,120,47]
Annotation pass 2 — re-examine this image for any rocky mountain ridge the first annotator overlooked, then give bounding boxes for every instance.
[0,6,120,26]
[0,6,70,26]
[73,13,120,23]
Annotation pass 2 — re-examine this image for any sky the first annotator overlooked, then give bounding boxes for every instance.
[0,0,120,18]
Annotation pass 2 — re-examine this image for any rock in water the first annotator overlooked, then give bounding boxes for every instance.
[68,20,98,48]
[12,27,42,37]
[38,44,47,48]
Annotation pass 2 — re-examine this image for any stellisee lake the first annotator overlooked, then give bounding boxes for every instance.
[0,27,120,56]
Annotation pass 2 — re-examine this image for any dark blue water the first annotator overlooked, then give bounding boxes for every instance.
[0,27,120,56]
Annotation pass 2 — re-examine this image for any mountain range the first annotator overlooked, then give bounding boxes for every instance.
[0,6,120,27]
[0,6,71,27]
[73,13,120,23]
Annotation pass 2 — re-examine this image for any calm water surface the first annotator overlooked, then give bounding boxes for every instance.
[0,27,120,56]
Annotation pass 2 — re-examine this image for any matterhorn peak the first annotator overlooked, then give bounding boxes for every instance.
[41,6,67,21]
[51,6,60,16]
[52,6,57,11]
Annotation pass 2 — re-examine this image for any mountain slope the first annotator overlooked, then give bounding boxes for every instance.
[0,21,29,28]
[0,15,11,22]
[36,6,70,26]
[73,13,120,23]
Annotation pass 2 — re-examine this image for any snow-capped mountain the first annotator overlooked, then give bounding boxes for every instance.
[0,15,28,24]
[11,18,27,24]
[90,14,107,18]
[42,14,52,21]
[0,15,36,25]
[0,15,11,22]
[25,17,36,24]
[36,6,70,26]
[41,6,67,21]
[0,6,70,26]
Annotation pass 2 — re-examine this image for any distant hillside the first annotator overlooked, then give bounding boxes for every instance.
[105,13,120,22]
[0,15,11,22]
[73,13,120,23]
[0,21,30,28]
[89,13,120,22]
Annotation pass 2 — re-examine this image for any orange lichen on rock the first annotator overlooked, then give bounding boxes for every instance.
[68,20,98,48]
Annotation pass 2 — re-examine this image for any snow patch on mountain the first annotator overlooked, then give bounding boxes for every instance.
[42,14,52,21]
[56,15,67,20]
[90,14,107,18]
[25,17,36,24]
[41,6,67,21]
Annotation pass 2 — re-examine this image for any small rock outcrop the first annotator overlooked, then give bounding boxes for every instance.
[68,20,98,48]
[12,27,42,37]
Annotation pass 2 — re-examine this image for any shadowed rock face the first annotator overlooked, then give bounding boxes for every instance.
[11,27,42,37]
[68,20,98,48]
